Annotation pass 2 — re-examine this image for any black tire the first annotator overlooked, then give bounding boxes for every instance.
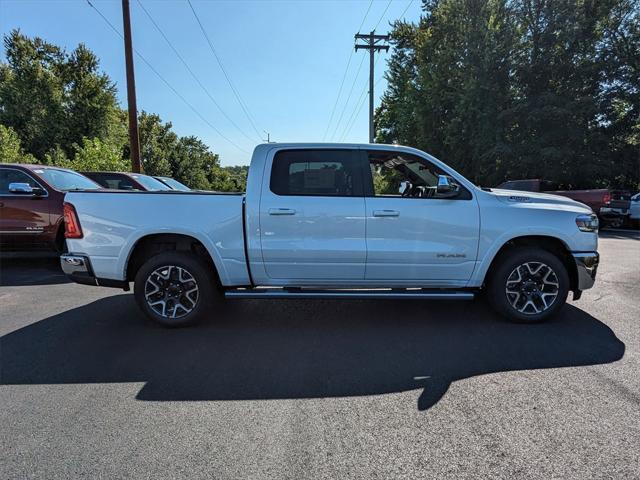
[133,251,218,327]
[486,247,569,323]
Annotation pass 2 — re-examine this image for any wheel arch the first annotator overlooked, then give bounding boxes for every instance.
[482,235,578,291]
[124,232,224,288]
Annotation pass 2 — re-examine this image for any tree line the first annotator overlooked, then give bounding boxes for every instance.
[376,0,639,189]
[0,30,247,191]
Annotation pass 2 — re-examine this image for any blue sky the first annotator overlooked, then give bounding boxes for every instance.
[0,0,421,165]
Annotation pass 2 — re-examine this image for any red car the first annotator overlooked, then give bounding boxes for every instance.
[0,164,101,253]
[497,179,613,213]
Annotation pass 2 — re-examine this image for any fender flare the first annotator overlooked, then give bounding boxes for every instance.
[120,228,230,285]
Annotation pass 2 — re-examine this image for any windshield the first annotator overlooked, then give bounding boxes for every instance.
[35,168,101,191]
[157,177,190,191]
[130,174,172,191]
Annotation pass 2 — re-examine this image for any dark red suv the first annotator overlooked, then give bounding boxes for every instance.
[0,164,101,253]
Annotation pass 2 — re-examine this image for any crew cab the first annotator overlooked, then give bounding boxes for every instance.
[0,164,101,253]
[61,144,600,326]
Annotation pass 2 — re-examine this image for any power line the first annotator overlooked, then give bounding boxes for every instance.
[329,53,366,141]
[373,0,394,31]
[187,0,263,141]
[135,0,257,144]
[322,0,373,141]
[339,57,385,142]
[398,0,415,20]
[329,0,394,141]
[85,0,249,154]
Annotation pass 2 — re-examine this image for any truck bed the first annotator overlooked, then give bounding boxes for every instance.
[64,190,249,285]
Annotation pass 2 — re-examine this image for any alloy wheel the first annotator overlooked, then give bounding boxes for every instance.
[505,261,560,315]
[144,265,199,319]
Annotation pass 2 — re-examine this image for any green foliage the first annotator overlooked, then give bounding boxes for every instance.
[0,124,36,163]
[222,165,249,191]
[64,137,130,172]
[377,0,640,189]
[0,31,249,191]
[137,111,177,177]
[0,29,121,160]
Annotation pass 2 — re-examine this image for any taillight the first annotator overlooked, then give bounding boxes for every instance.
[602,192,611,205]
[63,202,83,239]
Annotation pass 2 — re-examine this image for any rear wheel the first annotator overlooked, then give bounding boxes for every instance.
[133,251,217,327]
[487,248,569,323]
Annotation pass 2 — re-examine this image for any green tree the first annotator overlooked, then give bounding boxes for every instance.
[0,124,36,163]
[66,137,129,172]
[137,111,177,176]
[377,0,640,189]
[0,30,122,160]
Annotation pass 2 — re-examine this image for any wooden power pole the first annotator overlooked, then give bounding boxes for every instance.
[355,31,389,143]
[122,0,141,173]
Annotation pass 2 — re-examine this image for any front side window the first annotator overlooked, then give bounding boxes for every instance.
[367,151,470,199]
[270,149,361,197]
[0,169,41,194]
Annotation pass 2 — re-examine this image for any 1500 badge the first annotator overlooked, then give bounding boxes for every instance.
[437,253,467,258]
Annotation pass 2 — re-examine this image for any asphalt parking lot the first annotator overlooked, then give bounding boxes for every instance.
[1,231,639,479]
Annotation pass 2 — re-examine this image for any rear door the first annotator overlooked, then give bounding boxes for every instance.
[362,150,480,284]
[0,167,50,251]
[259,148,366,281]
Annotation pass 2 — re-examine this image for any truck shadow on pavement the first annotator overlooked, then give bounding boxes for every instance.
[0,295,625,411]
[0,257,69,286]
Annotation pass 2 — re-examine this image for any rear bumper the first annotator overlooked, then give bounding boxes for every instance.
[60,254,129,290]
[572,252,599,291]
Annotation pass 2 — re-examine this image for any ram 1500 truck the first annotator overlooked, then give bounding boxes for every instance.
[60,144,600,327]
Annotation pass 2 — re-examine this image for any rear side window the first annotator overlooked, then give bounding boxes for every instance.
[270,149,362,197]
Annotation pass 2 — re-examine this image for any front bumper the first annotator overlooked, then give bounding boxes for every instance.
[572,252,599,290]
[60,254,129,290]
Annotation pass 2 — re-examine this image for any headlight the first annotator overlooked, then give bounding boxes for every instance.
[576,213,599,232]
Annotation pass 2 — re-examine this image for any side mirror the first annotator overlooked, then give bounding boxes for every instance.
[8,183,45,196]
[436,175,460,198]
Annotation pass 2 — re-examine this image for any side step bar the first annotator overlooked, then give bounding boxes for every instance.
[224,288,474,300]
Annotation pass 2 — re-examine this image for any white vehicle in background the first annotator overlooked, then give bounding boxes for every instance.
[60,143,600,327]
[630,193,640,223]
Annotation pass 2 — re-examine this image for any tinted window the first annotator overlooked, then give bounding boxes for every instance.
[366,151,470,199]
[130,174,172,191]
[270,150,361,197]
[156,177,190,191]
[83,173,139,190]
[0,169,40,194]
[35,168,100,191]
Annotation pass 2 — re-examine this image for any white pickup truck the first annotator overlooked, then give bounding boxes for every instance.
[61,143,599,327]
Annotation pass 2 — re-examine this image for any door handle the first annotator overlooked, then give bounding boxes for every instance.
[268,208,296,215]
[373,210,400,217]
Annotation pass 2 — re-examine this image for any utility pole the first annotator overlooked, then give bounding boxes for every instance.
[355,31,389,143]
[122,0,141,173]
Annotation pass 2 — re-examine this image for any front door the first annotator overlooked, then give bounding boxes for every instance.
[259,149,366,281]
[0,168,50,251]
[362,150,480,284]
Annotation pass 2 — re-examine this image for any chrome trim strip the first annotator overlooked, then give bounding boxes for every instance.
[572,252,599,291]
[225,289,474,300]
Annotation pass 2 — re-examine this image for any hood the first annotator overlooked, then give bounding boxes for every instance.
[489,188,593,213]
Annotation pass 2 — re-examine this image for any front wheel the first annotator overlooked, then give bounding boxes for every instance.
[133,251,217,327]
[487,248,569,323]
